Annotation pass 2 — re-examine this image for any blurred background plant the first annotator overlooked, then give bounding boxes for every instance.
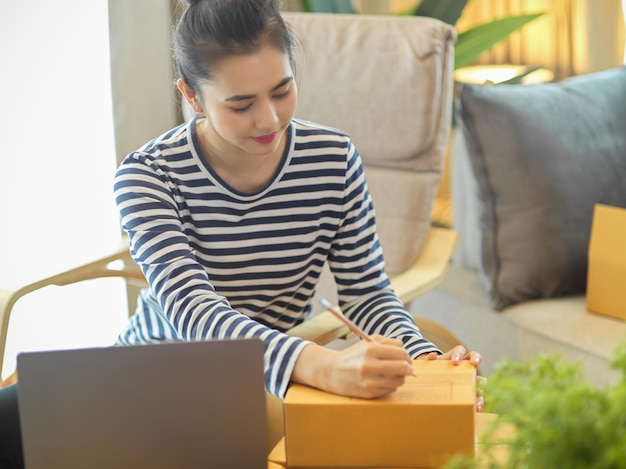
[443,341,626,468]
[291,0,544,72]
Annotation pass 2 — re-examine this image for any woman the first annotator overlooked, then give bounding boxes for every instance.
[111,0,480,398]
[0,0,481,466]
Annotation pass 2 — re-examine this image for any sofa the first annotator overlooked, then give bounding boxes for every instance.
[411,65,626,387]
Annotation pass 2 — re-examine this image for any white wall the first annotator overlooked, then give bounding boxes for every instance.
[0,1,128,378]
[0,0,182,378]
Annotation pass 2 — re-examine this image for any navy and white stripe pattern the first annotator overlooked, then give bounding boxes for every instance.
[114,117,438,397]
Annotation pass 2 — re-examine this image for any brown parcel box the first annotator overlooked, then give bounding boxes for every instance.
[587,204,626,321]
[284,361,476,468]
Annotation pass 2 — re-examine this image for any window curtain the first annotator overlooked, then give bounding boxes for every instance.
[622,0,626,64]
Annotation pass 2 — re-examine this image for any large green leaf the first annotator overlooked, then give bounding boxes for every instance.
[413,0,468,25]
[455,13,544,69]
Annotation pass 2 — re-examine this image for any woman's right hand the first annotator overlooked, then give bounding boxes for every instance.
[291,335,412,399]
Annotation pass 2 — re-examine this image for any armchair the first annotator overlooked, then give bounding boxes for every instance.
[282,11,460,344]
[1,10,463,450]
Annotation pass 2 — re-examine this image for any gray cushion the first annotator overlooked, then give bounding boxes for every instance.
[456,66,626,310]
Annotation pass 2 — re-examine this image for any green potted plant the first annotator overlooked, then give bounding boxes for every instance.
[444,342,626,468]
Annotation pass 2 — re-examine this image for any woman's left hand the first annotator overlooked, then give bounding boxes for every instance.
[418,346,484,412]
[421,345,481,367]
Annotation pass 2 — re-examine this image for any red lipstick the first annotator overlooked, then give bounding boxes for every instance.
[252,132,277,144]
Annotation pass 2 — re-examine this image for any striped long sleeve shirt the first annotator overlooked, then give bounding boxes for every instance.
[113,117,439,397]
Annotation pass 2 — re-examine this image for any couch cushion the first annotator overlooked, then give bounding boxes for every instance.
[410,265,626,387]
[455,66,626,310]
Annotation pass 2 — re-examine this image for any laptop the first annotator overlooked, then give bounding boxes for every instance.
[16,339,268,469]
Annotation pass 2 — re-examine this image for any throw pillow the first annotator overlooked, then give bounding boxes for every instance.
[455,66,626,310]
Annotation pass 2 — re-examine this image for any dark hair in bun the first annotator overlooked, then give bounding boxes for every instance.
[173,0,293,93]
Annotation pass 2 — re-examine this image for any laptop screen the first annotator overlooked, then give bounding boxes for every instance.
[17,339,268,469]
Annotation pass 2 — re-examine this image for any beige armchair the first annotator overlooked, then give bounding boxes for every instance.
[1,11,463,450]
[281,11,460,342]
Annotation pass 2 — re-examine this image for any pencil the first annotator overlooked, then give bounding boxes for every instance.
[319,298,416,377]
[319,298,373,342]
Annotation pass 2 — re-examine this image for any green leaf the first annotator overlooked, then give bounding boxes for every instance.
[499,65,542,85]
[331,0,354,14]
[301,0,354,13]
[413,0,468,26]
[301,0,334,13]
[454,13,544,69]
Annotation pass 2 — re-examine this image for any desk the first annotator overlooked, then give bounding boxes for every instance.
[268,413,510,468]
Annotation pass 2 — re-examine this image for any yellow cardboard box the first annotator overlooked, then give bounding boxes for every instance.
[587,204,626,320]
[283,361,476,468]
[270,413,510,469]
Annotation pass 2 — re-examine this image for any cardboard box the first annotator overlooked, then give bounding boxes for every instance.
[269,413,510,469]
[283,361,476,468]
[587,204,626,320]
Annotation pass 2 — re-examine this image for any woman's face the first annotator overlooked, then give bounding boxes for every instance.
[192,44,297,159]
